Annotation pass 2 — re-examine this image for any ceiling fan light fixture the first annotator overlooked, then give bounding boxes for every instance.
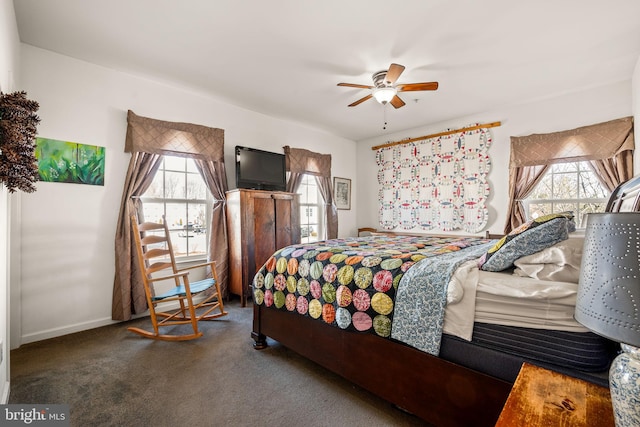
[338,63,438,109]
[373,87,396,104]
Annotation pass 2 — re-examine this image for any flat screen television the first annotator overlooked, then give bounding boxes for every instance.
[235,145,286,191]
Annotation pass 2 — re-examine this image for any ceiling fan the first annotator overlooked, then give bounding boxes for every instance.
[337,63,438,109]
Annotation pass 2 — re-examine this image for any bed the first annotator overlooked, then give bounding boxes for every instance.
[250,174,640,427]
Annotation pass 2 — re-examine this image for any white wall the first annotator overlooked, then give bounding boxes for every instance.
[357,80,635,235]
[0,0,21,404]
[15,44,357,345]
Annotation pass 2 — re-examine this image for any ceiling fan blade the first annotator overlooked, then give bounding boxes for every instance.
[390,95,405,109]
[348,94,373,107]
[397,82,439,92]
[337,83,374,89]
[385,63,405,85]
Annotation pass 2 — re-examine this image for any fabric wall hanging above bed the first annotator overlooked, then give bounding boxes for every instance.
[376,124,492,233]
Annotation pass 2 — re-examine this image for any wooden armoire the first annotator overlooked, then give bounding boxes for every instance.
[226,189,300,306]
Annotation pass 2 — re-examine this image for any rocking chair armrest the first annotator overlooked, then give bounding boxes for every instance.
[176,260,217,273]
[147,272,189,283]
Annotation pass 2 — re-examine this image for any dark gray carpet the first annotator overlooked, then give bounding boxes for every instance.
[9,300,430,426]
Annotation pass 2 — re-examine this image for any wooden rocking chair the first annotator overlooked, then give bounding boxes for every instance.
[128,215,227,341]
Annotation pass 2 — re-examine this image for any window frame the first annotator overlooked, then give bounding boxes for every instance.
[523,161,609,228]
[297,174,325,243]
[139,156,213,262]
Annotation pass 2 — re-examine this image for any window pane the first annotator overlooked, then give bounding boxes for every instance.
[580,202,606,215]
[183,235,207,257]
[298,187,308,204]
[187,172,207,199]
[554,202,578,215]
[164,156,185,171]
[166,203,208,257]
[580,172,608,198]
[578,202,607,226]
[553,162,577,173]
[172,231,188,257]
[306,184,318,204]
[552,173,577,199]
[528,202,551,219]
[184,202,208,257]
[143,202,165,223]
[165,203,188,230]
[530,175,552,199]
[302,206,319,224]
[146,171,165,198]
[301,224,317,240]
[186,158,198,173]
[163,204,186,256]
[165,171,186,198]
[189,203,207,230]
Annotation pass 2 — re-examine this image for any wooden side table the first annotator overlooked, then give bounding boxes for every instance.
[495,363,614,427]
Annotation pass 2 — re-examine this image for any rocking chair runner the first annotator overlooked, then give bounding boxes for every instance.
[128,215,227,341]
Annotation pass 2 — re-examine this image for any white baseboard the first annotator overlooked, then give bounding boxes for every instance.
[19,317,119,346]
[17,297,211,346]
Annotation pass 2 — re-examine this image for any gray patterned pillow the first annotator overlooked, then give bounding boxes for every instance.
[479,212,576,272]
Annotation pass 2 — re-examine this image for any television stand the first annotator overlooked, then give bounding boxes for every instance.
[226,189,300,306]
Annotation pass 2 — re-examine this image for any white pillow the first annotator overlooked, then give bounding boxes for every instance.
[447,279,464,304]
[513,234,584,283]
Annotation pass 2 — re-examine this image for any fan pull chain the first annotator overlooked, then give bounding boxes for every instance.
[383,104,388,130]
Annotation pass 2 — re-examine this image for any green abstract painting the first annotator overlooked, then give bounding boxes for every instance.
[35,137,105,186]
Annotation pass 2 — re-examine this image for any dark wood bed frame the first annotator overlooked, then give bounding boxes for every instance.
[251,174,640,427]
[252,304,511,427]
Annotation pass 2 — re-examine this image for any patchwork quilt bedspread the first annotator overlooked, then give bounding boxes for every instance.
[253,234,493,352]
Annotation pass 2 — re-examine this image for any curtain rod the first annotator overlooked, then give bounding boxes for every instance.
[371,121,501,150]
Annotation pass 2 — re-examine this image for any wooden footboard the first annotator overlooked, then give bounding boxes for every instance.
[252,304,512,427]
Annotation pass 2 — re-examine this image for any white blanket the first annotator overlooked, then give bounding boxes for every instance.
[442,261,588,341]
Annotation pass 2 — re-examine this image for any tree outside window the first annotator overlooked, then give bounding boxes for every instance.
[524,161,608,228]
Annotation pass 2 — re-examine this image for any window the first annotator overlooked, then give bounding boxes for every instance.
[524,161,609,228]
[297,174,324,243]
[140,156,212,260]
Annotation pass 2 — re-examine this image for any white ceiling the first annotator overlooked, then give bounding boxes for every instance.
[12,0,640,141]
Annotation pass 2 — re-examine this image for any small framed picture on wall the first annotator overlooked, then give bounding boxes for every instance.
[333,177,351,210]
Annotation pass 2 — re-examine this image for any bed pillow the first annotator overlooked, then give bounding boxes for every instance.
[479,212,576,272]
[513,234,584,282]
